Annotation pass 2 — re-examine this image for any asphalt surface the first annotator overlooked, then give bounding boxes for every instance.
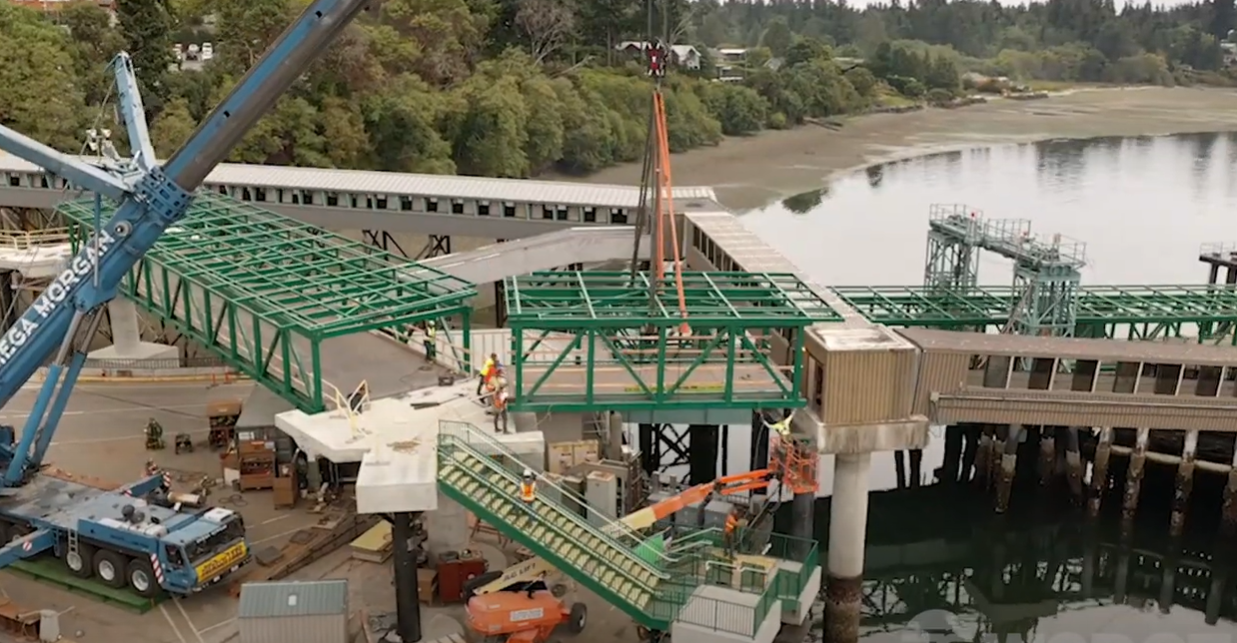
[0,380,327,643]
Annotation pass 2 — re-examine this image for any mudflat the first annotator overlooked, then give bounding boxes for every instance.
[565,86,1237,211]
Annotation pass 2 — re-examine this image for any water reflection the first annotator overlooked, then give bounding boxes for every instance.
[782,482,1237,642]
[746,132,1237,286]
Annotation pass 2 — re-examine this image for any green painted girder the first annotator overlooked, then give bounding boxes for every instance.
[505,270,844,326]
[833,284,1237,340]
[436,433,684,629]
[59,193,477,412]
[507,270,834,412]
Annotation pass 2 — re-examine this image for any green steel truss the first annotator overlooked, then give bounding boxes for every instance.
[833,284,1237,344]
[504,271,840,412]
[60,193,476,411]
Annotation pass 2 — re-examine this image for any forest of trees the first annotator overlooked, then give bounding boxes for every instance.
[0,0,1233,180]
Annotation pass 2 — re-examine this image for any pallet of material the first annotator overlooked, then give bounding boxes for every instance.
[228,509,380,596]
[0,597,40,639]
[350,521,393,563]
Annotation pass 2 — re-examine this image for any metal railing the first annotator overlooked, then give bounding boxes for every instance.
[323,379,370,438]
[669,575,779,637]
[437,420,669,577]
[78,356,230,370]
[0,228,70,250]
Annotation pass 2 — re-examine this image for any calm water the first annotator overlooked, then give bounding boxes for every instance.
[745,133,1237,641]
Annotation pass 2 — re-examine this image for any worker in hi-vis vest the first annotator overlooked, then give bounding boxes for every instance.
[422,321,436,362]
[723,506,743,557]
[520,469,537,503]
[478,353,499,396]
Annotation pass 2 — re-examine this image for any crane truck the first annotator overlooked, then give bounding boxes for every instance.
[0,0,374,597]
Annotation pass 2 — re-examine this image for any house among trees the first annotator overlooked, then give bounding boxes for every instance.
[614,41,702,70]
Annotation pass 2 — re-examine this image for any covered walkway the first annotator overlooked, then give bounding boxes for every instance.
[58,193,476,411]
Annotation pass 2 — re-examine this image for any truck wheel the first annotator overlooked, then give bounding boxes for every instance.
[7,524,29,544]
[64,544,95,578]
[92,550,127,589]
[567,602,587,634]
[126,558,162,598]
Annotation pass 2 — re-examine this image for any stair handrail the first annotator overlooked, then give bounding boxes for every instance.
[438,420,671,576]
[440,419,658,553]
[436,435,669,595]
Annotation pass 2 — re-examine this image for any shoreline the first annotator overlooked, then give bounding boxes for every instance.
[557,86,1237,212]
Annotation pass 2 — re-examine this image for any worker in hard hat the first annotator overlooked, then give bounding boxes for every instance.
[145,459,160,477]
[767,414,791,438]
[491,367,511,433]
[145,417,164,450]
[422,321,437,363]
[519,469,536,503]
[723,506,744,558]
[477,353,499,396]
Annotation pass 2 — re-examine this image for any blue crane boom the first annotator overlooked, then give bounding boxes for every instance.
[0,0,374,487]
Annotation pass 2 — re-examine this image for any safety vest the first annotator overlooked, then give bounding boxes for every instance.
[481,358,495,377]
[426,324,436,339]
[520,480,536,502]
[494,389,509,411]
[724,514,738,535]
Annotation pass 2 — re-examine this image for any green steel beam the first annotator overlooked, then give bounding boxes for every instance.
[505,270,843,327]
[507,271,834,412]
[833,284,1237,343]
[60,193,478,411]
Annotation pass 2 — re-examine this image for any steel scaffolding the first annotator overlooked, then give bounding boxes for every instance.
[923,204,1087,338]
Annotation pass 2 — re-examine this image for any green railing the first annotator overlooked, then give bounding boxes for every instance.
[439,420,671,567]
[436,425,667,585]
[761,532,819,610]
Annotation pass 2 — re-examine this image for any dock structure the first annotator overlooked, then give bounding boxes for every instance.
[6,162,1237,642]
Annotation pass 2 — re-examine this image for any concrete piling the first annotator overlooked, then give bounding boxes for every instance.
[1090,427,1113,517]
[995,426,1022,513]
[1223,444,1237,534]
[825,453,870,643]
[1038,427,1056,486]
[1064,427,1083,498]
[1122,427,1150,528]
[974,426,993,487]
[1170,430,1198,537]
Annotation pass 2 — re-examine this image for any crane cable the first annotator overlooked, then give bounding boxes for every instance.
[650,91,690,335]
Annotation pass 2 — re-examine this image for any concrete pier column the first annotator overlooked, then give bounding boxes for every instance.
[1171,430,1199,537]
[1122,427,1151,528]
[392,512,423,642]
[1090,428,1113,517]
[89,298,178,361]
[995,426,1022,513]
[825,453,870,643]
[1038,427,1056,486]
[423,489,468,557]
[894,451,906,489]
[606,412,623,459]
[1158,544,1178,615]
[1064,427,1083,498]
